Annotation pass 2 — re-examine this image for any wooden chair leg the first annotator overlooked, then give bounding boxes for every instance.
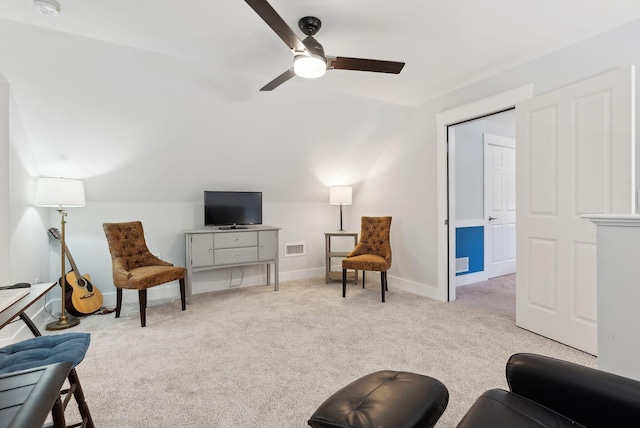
[180,278,186,310]
[342,269,347,297]
[50,394,67,428]
[138,289,147,327]
[362,271,366,288]
[385,271,388,291]
[69,368,94,428]
[380,272,386,302]
[115,288,123,318]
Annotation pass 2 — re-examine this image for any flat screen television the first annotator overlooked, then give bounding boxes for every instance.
[204,191,262,229]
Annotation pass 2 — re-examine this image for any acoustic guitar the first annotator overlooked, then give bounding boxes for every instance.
[48,228,104,316]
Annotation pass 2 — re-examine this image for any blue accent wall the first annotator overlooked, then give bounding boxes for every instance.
[456,226,484,276]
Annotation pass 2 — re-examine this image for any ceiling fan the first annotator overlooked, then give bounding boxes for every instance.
[245,0,406,91]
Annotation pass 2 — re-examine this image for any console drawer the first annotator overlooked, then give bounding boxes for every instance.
[214,247,258,266]
[214,232,258,249]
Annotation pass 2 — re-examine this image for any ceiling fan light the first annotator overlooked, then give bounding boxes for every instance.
[33,0,61,16]
[293,54,327,79]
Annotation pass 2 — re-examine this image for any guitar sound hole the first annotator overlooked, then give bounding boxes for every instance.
[77,278,92,291]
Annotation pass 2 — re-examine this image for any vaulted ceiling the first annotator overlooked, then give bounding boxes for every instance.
[2,0,640,202]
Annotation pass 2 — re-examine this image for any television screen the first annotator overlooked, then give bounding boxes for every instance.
[204,191,262,228]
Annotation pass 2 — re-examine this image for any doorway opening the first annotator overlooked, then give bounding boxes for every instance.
[449,110,516,293]
[435,85,532,302]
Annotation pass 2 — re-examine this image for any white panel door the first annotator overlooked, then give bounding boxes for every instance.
[516,66,635,355]
[484,134,516,278]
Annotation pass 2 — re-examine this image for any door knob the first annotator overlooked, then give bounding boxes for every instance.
[488,216,497,221]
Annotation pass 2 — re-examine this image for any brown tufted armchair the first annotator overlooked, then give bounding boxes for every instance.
[102,221,186,327]
[342,216,392,302]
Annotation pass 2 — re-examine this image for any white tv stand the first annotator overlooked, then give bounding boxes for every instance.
[184,226,280,304]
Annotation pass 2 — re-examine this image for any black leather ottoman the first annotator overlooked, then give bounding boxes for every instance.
[308,370,449,428]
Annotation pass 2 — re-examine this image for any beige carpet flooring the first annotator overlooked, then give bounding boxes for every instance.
[58,275,596,427]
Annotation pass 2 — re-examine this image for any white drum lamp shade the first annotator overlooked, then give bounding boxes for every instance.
[35,178,86,208]
[329,186,352,206]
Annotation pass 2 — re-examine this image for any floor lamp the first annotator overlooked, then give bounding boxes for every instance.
[329,186,352,232]
[35,177,86,331]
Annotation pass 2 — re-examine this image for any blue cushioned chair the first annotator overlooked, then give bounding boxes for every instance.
[0,333,94,427]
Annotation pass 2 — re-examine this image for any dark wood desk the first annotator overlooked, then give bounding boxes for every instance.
[0,283,56,337]
[0,362,72,428]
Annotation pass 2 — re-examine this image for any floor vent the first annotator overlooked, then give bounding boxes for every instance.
[285,242,305,257]
[456,257,469,273]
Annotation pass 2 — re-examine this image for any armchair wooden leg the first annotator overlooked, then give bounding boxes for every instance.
[362,271,366,288]
[380,272,386,302]
[342,269,347,298]
[115,288,123,318]
[138,289,147,327]
[179,278,186,310]
[384,271,388,291]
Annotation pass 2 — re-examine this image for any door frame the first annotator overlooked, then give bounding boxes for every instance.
[436,85,532,302]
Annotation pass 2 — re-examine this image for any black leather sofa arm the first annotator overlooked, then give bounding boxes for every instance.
[506,353,640,427]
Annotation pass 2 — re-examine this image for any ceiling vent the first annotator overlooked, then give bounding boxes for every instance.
[34,0,61,17]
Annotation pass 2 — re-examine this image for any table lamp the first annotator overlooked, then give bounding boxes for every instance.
[329,186,352,231]
[35,177,85,330]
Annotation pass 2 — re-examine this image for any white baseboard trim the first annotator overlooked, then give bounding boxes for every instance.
[279,267,325,282]
[357,273,445,302]
[390,275,445,301]
[456,271,488,287]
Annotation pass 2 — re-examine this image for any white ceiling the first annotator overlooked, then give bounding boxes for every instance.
[2,0,640,202]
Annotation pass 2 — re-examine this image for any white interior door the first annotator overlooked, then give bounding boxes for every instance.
[484,134,516,278]
[516,66,635,355]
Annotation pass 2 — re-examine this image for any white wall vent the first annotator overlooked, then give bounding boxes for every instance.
[456,257,469,273]
[284,242,305,257]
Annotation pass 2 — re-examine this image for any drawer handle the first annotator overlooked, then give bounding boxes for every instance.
[209,249,213,253]
[235,239,240,243]
[235,254,240,259]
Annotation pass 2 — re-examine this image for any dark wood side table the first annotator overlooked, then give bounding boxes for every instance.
[0,283,56,337]
[0,361,72,428]
[324,232,359,284]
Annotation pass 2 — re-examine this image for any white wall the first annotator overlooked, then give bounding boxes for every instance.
[0,72,8,285]
[8,90,49,286]
[351,104,442,297]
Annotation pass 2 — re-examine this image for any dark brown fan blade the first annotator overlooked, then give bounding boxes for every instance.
[245,0,306,53]
[260,69,296,91]
[329,57,405,74]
